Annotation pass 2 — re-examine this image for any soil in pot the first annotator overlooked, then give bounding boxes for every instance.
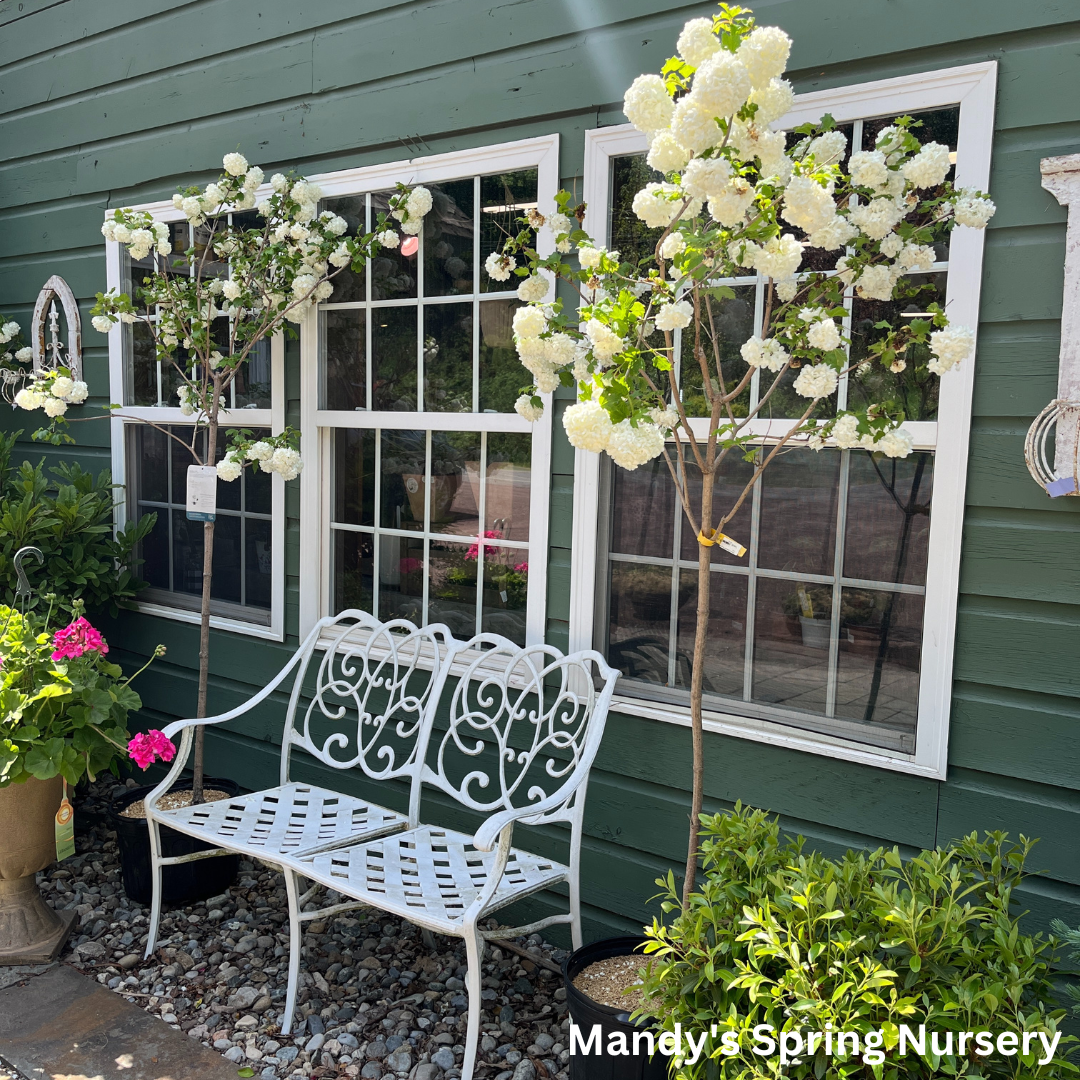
[563,935,667,1080]
[108,777,240,907]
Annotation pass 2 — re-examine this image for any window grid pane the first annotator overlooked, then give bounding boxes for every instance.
[331,427,530,643]
[601,114,959,751]
[318,170,538,414]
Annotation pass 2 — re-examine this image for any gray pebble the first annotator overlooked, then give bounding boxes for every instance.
[386,1046,413,1072]
[512,1061,537,1080]
[432,1046,456,1070]
[223,1046,245,1063]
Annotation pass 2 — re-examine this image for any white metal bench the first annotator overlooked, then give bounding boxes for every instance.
[142,615,617,1080]
[142,611,459,1003]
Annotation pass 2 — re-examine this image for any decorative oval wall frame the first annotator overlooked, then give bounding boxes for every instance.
[31,275,82,382]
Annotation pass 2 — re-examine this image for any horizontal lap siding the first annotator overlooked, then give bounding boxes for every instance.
[4,0,1080,940]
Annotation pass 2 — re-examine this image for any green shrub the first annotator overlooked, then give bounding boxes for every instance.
[0,431,155,615]
[640,804,1074,1079]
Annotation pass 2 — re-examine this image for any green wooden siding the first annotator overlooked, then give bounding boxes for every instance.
[3,0,1080,941]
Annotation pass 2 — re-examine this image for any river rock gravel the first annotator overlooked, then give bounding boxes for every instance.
[41,781,574,1079]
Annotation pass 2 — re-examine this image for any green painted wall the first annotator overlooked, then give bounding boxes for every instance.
[3,0,1080,941]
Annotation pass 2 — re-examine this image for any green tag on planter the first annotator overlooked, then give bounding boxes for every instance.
[55,781,75,862]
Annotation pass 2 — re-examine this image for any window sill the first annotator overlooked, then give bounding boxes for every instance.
[132,601,284,642]
[608,694,945,780]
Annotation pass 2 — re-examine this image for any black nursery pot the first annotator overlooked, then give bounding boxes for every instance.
[562,935,668,1080]
[108,777,240,907]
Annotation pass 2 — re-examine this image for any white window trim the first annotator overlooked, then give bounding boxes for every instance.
[105,227,288,642]
[296,134,560,643]
[570,62,997,780]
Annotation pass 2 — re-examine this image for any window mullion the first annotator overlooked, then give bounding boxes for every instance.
[742,451,763,702]
[825,450,850,717]
[476,431,488,636]
[472,176,481,413]
[668,458,684,687]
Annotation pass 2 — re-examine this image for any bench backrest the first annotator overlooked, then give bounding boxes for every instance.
[409,634,619,834]
[280,609,458,787]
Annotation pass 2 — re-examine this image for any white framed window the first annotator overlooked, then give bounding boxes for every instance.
[297,136,559,645]
[105,212,287,640]
[570,63,996,779]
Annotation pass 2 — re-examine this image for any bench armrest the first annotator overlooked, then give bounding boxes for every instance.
[473,790,575,852]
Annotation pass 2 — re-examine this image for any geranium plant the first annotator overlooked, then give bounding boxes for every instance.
[0,600,167,787]
[14,152,434,802]
[484,2,995,905]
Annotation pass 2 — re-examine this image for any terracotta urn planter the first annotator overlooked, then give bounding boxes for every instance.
[0,775,76,964]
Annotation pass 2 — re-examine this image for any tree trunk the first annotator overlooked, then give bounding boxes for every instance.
[681,467,714,910]
[191,405,219,806]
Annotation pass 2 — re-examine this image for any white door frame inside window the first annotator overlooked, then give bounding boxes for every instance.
[571,62,996,779]
[104,225,288,642]
[297,134,560,643]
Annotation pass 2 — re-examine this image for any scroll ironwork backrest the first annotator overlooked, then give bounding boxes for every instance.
[282,610,458,789]
[412,634,619,830]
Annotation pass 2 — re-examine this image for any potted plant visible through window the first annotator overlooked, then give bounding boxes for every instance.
[0,601,163,962]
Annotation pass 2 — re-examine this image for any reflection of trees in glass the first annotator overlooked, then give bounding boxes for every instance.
[610,154,662,267]
[848,273,946,422]
[480,170,538,293]
[424,179,474,297]
[680,286,755,418]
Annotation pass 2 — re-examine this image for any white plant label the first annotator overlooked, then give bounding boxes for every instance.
[186,464,218,522]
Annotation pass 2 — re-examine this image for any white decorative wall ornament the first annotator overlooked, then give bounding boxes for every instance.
[0,275,83,406]
[1026,155,1080,496]
[32,275,82,382]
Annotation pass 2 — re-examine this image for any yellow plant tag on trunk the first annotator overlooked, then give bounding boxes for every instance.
[55,783,75,862]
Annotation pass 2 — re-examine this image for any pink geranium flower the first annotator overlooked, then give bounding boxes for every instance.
[128,730,176,770]
[51,617,109,661]
[514,562,529,575]
[465,529,503,562]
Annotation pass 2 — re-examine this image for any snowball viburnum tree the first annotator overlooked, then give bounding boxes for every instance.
[12,152,433,802]
[486,3,995,906]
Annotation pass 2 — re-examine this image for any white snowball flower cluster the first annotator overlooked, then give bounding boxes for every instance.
[485,252,516,281]
[692,52,752,117]
[749,78,794,124]
[854,263,899,301]
[91,315,112,334]
[513,306,547,339]
[677,17,720,67]
[0,321,20,344]
[831,414,861,449]
[268,447,303,480]
[392,186,433,235]
[895,243,936,272]
[848,149,889,189]
[875,427,914,458]
[578,246,616,271]
[793,363,839,399]
[928,325,975,375]
[607,419,665,470]
[583,319,625,363]
[807,214,858,251]
[805,130,848,168]
[737,25,791,89]
[656,233,683,262]
[514,395,544,422]
[377,229,400,249]
[650,406,681,431]
[177,384,198,416]
[781,176,837,235]
[623,74,675,136]
[729,121,788,178]
[216,457,243,482]
[632,183,698,229]
[223,153,248,176]
[14,347,32,363]
[517,274,550,302]
[654,299,693,331]
[707,177,757,226]
[563,400,614,453]
[647,131,691,175]
[14,373,89,415]
[102,217,170,259]
[953,189,996,228]
[902,142,951,189]
[849,196,906,240]
[741,336,789,371]
[670,97,723,155]
[806,318,841,351]
[682,157,731,200]
[751,234,803,280]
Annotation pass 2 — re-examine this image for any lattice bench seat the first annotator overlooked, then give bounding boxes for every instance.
[298,825,569,933]
[152,782,408,859]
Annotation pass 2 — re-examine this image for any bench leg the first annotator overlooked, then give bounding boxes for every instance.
[144,815,164,959]
[421,928,436,950]
[568,870,583,952]
[281,868,304,1037]
[461,923,484,1080]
